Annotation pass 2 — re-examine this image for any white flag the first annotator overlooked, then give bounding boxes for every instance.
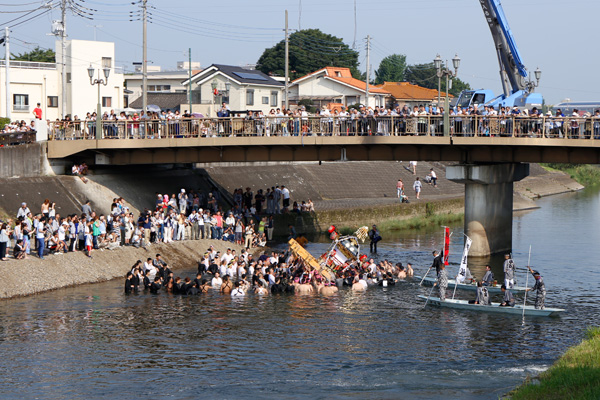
[457,236,472,282]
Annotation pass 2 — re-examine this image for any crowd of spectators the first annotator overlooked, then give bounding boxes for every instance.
[1,120,37,135]
[45,102,600,140]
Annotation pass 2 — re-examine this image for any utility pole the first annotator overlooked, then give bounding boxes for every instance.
[284,10,289,110]
[188,48,192,113]
[61,0,67,119]
[142,0,148,114]
[4,27,10,120]
[365,35,370,108]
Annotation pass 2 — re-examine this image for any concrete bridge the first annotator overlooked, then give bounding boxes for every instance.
[45,117,600,257]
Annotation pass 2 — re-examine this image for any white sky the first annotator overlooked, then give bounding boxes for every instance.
[4,0,598,104]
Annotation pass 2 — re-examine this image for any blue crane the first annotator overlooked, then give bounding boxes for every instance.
[455,0,542,110]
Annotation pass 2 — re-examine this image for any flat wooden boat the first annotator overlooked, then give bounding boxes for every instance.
[415,275,527,294]
[418,295,565,317]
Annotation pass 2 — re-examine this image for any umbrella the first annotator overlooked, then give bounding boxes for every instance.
[146,104,161,113]
[191,113,204,118]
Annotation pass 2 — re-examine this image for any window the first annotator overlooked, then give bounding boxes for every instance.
[262,96,269,105]
[66,73,71,83]
[102,97,112,107]
[270,91,278,107]
[13,94,29,111]
[47,96,58,108]
[102,57,112,69]
[335,71,342,77]
[148,85,171,92]
[246,89,254,106]
[192,90,202,104]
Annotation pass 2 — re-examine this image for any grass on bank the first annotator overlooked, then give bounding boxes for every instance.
[508,327,600,400]
[542,163,600,187]
[336,212,464,236]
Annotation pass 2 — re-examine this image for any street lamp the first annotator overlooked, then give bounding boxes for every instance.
[88,64,110,139]
[434,53,460,137]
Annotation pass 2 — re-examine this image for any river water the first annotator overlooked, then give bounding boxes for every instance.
[0,189,598,399]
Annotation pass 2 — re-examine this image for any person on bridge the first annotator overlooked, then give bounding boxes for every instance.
[526,267,546,309]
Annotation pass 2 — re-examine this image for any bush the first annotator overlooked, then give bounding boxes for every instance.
[297,99,317,113]
[0,117,10,131]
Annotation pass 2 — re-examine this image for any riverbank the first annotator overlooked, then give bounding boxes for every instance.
[508,327,600,400]
[0,240,245,299]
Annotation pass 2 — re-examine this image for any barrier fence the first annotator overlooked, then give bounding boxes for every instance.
[0,131,36,146]
[46,115,600,141]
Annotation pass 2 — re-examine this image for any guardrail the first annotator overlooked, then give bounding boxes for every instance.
[0,131,36,146]
[46,115,600,140]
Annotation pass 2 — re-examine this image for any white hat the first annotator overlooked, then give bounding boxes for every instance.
[181,189,185,193]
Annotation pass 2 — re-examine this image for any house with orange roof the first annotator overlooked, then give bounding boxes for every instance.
[288,67,390,109]
[372,81,453,109]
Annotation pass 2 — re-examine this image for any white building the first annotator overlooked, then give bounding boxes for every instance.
[182,64,284,116]
[0,39,124,124]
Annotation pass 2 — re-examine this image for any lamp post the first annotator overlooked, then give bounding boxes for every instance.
[525,67,542,93]
[88,64,110,138]
[434,54,460,137]
[211,78,218,117]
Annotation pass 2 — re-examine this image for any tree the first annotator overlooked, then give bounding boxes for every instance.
[257,29,361,80]
[12,47,55,63]
[404,62,471,97]
[374,54,407,84]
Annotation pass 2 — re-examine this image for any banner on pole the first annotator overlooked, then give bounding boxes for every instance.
[457,236,472,282]
[443,227,450,265]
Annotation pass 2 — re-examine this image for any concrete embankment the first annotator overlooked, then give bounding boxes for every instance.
[0,240,244,299]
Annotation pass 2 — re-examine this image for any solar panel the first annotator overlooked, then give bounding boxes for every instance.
[232,71,268,81]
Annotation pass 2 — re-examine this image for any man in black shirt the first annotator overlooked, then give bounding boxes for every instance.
[150,276,162,294]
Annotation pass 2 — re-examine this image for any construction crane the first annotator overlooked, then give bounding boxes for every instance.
[455,0,542,110]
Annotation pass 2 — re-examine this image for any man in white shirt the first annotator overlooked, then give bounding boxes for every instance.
[221,248,234,265]
[17,203,30,219]
[211,272,223,288]
[281,185,290,210]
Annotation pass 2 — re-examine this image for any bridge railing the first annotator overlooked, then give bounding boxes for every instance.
[0,131,36,146]
[46,115,600,140]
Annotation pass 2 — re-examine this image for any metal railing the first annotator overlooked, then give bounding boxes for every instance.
[0,131,36,146]
[46,115,600,141]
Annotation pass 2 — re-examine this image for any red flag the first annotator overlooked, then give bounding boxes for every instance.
[443,227,450,265]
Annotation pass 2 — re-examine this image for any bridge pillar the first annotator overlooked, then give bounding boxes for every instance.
[446,163,529,257]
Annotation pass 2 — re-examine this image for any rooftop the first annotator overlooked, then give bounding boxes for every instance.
[374,81,453,100]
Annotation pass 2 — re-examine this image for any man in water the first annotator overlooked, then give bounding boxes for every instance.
[526,267,546,309]
[482,265,494,286]
[433,264,448,301]
[368,225,381,253]
[503,253,516,289]
[500,284,515,307]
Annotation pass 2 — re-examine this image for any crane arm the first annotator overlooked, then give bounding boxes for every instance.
[479,0,529,96]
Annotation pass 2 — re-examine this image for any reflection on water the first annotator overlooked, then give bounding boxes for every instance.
[0,189,598,399]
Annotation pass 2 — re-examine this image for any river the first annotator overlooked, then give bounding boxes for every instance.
[0,189,598,399]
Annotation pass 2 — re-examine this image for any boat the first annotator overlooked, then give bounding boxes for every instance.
[418,295,565,317]
[415,275,528,294]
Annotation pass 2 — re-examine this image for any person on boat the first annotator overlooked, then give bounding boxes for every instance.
[500,284,515,307]
[482,265,494,286]
[526,267,546,310]
[455,264,473,284]
[503,254,517,289]
[433,264,448,301]
[473,281,490,305]
[431,250,444,275]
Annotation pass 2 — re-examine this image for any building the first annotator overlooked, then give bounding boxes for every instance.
[0,39,124,125]
[288,67,390,109]
[373,81,453,109]
[182,64,284,116]
[124,63,202,108]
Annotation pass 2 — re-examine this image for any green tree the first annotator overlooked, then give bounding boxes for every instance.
[374,54,407,84]
[405,62,471,96]
[257,29,361,80]
[12,46,55,62]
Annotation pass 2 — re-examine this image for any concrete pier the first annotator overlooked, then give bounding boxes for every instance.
[447,163,529,257]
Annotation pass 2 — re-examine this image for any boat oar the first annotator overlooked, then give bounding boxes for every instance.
[419,266,432,286]
[423,279,437,308]
[522,245,531,319]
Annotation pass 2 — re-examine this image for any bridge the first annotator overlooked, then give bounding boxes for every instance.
[45,115,600,257]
